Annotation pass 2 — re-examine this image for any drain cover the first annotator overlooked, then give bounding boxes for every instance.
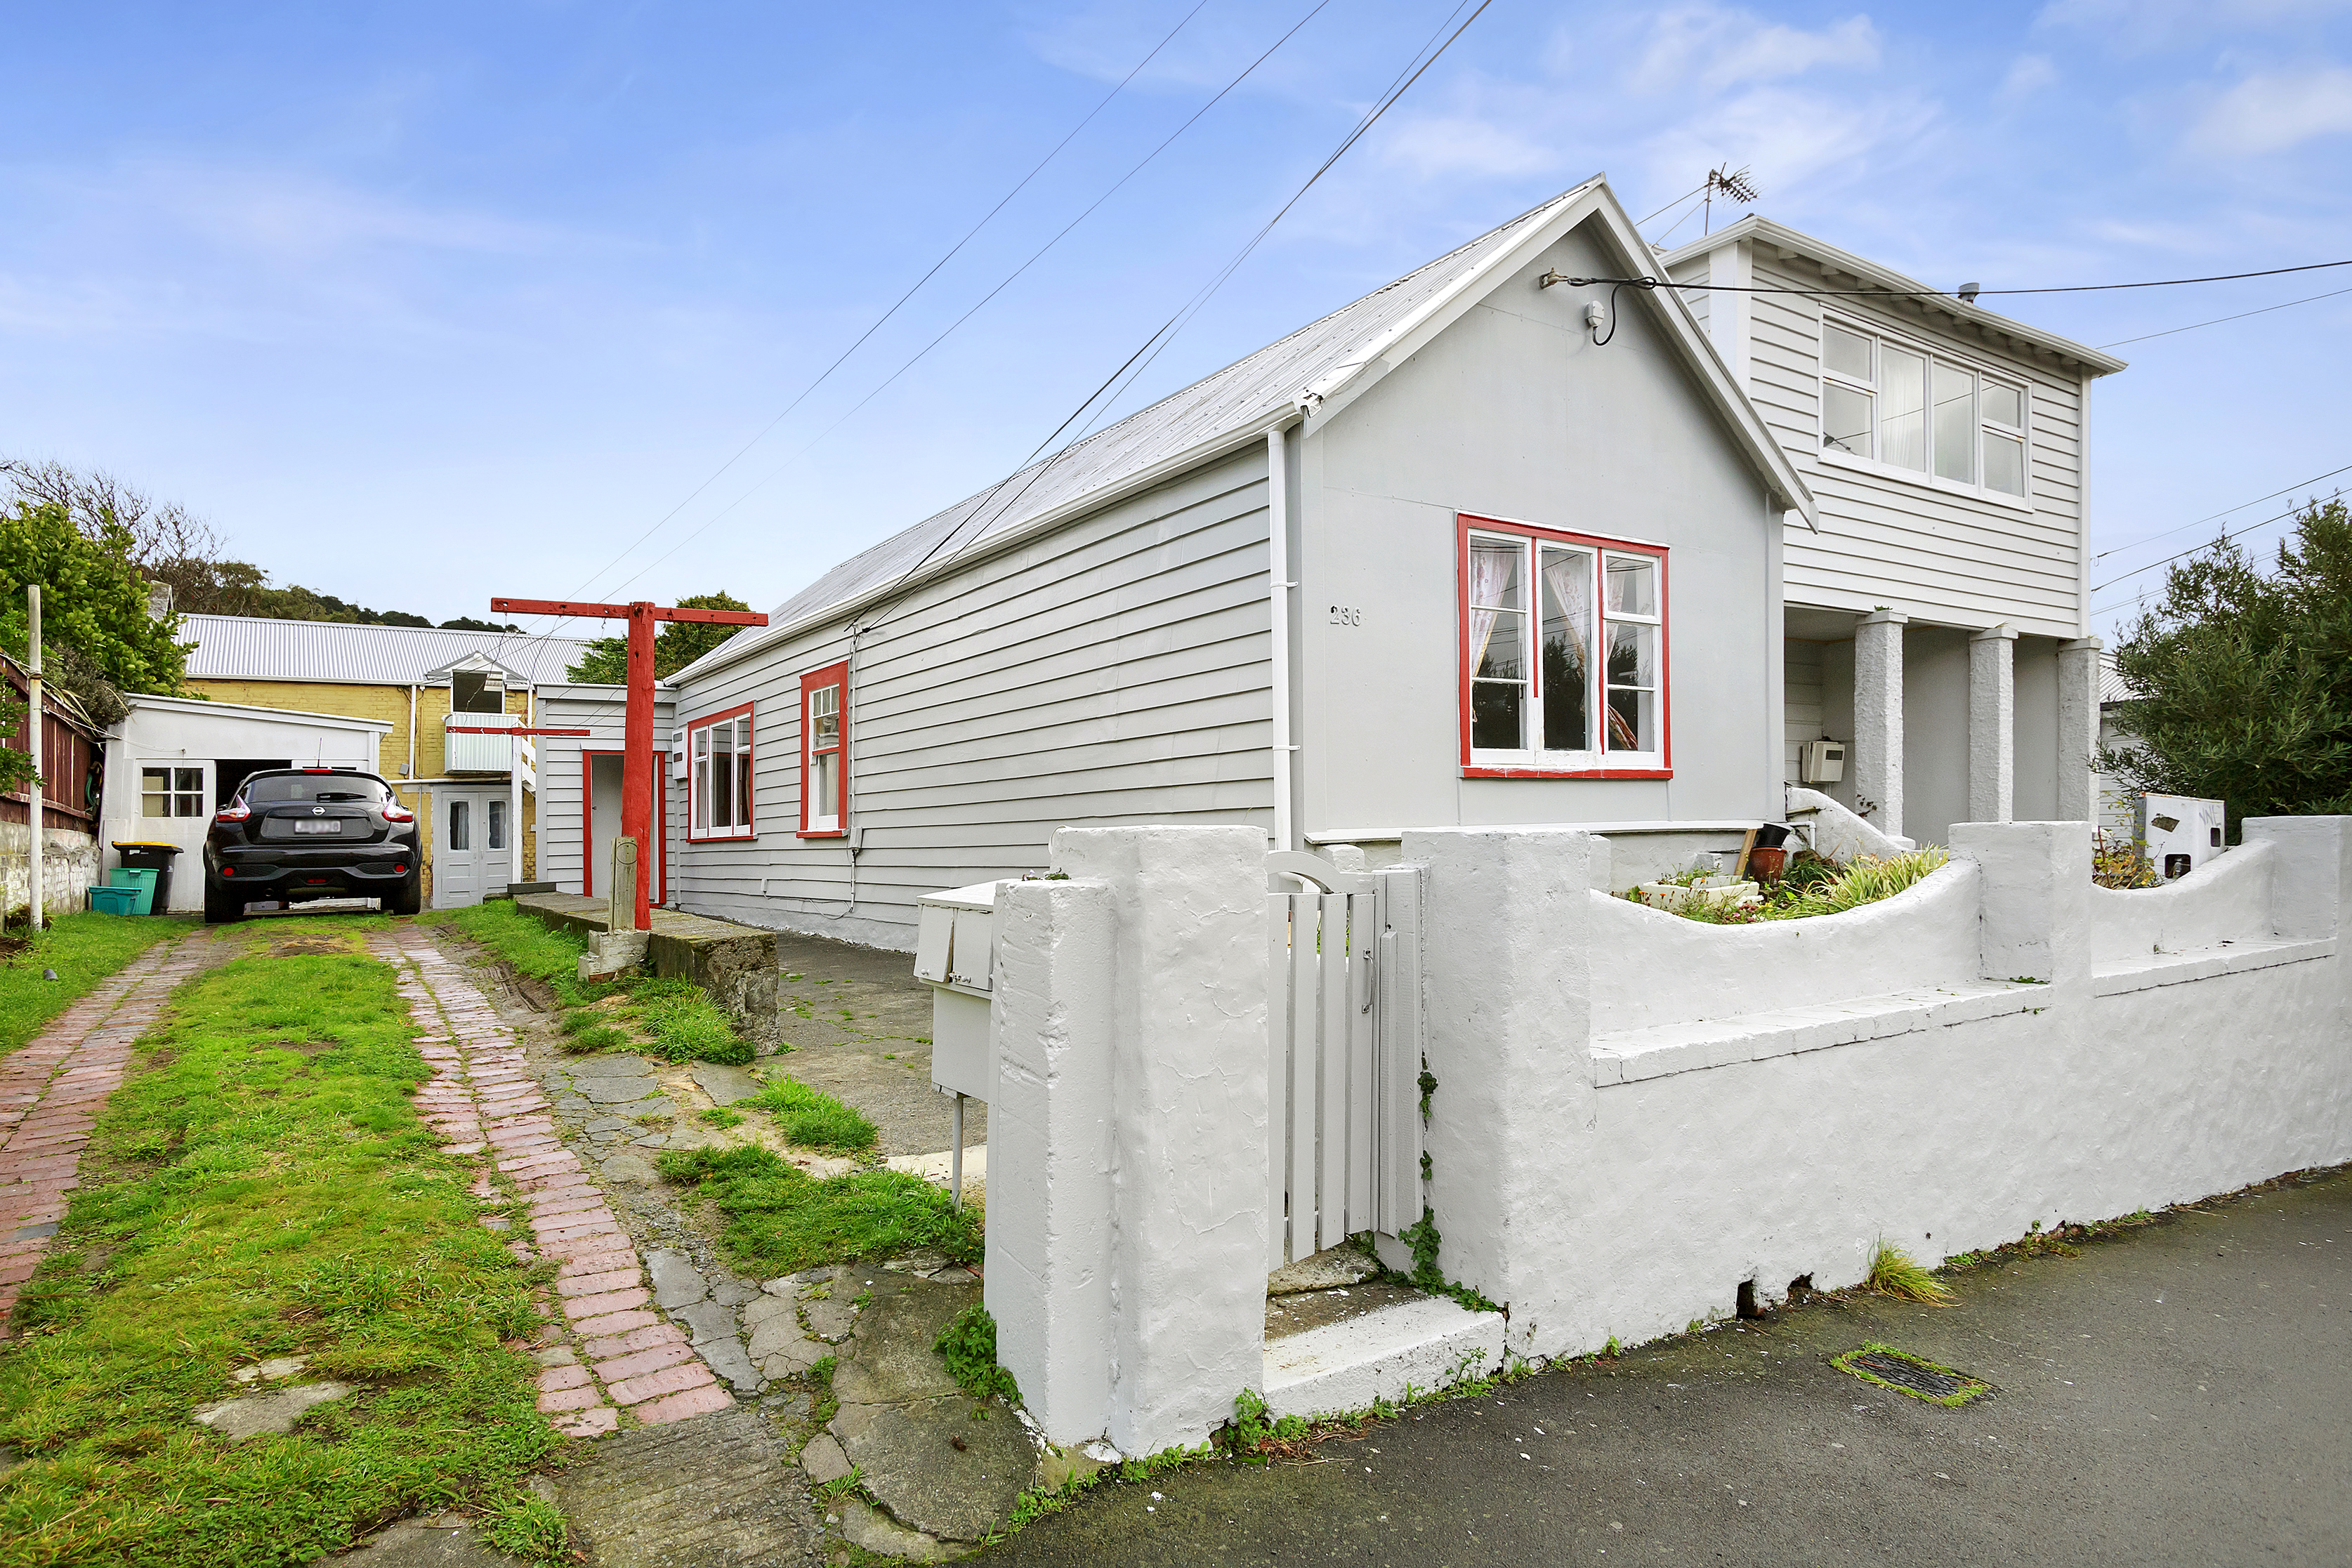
[1832,1344,1992,1406]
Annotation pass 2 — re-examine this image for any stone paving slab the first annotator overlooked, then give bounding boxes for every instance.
[0,933,215,1334]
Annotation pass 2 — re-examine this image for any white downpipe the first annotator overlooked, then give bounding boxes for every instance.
[1266,427,1296,853]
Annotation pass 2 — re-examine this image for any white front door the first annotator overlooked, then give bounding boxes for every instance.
[433,790,510,909]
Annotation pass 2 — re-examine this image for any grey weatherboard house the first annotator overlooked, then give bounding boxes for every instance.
[534,174,2117,949]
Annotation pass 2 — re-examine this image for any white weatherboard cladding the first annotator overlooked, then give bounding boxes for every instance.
[532,687,676,897]
[664,452,1275,949]
[1303,220,1782,834]
[1782,637,1825,784]
[1678,246,2091,638]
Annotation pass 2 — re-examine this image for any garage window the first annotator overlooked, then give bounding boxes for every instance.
[140,766,204,818]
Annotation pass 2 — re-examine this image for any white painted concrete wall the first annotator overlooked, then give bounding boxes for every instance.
[985,813,2351,1439]
[1400,817,2352,1360]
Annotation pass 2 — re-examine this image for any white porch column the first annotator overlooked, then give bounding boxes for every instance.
[2056,637,2102,825]
[1969,624,2018,824]
[1853,610,1907,839]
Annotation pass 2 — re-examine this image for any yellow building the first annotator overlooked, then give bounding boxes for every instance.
[180,616,591,908]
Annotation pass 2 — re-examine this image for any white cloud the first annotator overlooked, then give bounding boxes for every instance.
[1631,5,1881,94]
[2002,54,2060,95]
[2190,66,2352,154]
[1636,85,1939,211]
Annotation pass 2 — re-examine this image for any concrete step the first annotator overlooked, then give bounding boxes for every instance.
[1263,1292,1505,1421]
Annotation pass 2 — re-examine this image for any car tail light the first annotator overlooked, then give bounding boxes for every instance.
[221,866,235,876]
[216,801,250,822]
[382,800,414,823]
[393,864,408,875]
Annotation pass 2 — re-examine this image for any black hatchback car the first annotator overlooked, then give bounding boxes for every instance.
[204,767,422,922]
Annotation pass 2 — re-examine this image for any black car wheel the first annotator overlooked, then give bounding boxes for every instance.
[204,881,246,925]
[383,874,422,917]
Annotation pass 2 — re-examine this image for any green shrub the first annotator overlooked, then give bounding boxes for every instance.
[1667,847,1950,925]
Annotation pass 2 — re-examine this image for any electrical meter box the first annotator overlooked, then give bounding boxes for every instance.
[912,879,1004,1100]
[669,729,688,779]
[1798,739,1846,784]
[2138,793,2226,881]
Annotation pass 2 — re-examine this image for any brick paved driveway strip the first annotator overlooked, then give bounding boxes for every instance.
[0,935,211,1333]
[367,928,734,1439]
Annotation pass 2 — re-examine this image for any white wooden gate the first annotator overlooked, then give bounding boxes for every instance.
[1266,852,1423,1267]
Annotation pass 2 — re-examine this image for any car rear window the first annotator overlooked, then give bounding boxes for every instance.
[245,774,389,805]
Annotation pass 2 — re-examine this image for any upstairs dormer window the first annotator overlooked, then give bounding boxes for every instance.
[451,670,506,713]
[1820,317,2028,500]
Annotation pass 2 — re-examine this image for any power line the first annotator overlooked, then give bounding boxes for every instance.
[598,0,1341,604]
[2094,284,2352,349]
[565,0,1214,607]
[849,0,1494,642]
[1058,0,1493,444]
[2090,494,2337,600]
[1584,256,2352,300]
[2093,461,2352,560]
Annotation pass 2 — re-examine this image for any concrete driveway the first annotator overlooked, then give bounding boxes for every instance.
[983,1168,2352,1567]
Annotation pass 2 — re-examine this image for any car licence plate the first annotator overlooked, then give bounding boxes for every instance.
[293,820,342,834]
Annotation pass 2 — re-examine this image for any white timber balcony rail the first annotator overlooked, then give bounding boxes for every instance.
[444,711,520,773]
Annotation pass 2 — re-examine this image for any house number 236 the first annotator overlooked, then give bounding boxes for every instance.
[1328,605,1362,626]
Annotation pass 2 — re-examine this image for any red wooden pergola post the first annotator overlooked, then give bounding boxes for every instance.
[491,596,768,931]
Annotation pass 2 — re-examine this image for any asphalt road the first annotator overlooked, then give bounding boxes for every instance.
[983,1168,2352,1567]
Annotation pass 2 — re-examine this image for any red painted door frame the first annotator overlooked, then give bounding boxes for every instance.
[580,748,669,904]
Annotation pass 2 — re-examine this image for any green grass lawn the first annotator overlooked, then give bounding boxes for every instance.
[0,947,558,1567]
[0,912,189,1058]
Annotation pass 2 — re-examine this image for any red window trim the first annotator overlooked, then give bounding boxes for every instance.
[686,701,756,842]
[578,748,669,904]
[1456,513,1673,780]
[798,661,850,840]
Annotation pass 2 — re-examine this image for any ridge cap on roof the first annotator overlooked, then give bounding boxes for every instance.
[676,180,1611,690]
[1657,214,2127,375]
[182,612,584,638]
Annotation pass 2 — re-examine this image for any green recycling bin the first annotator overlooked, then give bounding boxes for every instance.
[112,842,183,916]
[108,867,156,915]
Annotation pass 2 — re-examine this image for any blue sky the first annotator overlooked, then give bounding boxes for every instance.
[4,1,2349,639]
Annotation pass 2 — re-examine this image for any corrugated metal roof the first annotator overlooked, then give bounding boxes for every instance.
[699,183,1599,674]
[2101,657,2137,706]
[182,615,592,686]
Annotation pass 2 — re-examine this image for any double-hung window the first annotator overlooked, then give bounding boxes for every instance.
[1460,516,1668,777]
[1820,317,2028,499]
[799,661,850,837]
[689,704,754,840]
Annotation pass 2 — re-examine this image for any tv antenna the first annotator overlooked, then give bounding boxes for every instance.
[1703,164,1759,234]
